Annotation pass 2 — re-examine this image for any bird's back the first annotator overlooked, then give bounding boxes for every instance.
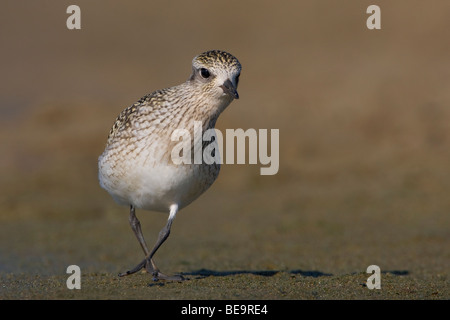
[98,84,221,212]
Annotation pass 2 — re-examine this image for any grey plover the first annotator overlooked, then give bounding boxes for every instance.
[98,50,241,281]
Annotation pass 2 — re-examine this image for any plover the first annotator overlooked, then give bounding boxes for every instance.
[98,50,241,281]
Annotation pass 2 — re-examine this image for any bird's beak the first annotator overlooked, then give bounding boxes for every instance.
[220,79,239,99]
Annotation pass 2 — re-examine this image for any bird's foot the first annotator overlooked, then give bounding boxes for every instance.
[118,258,147,277]
[118,258,185,281]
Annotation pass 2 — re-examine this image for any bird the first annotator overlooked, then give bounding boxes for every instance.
[98,50,242,281]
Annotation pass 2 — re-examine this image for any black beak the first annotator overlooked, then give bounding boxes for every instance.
[220,79,239,99]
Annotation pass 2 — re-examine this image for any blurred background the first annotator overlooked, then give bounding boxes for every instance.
[0,0,449,297]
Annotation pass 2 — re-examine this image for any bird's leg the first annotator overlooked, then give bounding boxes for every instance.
[119,205,184,281]
[129,205,150,256]
[118,205,155,277]
[146,206,185,281]
[145,216,184,281]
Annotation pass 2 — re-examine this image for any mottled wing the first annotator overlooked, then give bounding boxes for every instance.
[106,93,159,146]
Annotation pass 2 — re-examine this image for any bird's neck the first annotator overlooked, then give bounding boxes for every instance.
[176,83,231,131]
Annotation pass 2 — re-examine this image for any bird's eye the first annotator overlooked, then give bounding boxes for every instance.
[200,68,210,79]
[235,73,240,86]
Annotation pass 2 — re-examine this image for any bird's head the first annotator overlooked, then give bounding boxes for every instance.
[189,50,241,102]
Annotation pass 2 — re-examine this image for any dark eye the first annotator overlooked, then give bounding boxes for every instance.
[235,73,240,86]
[200,68,210,79]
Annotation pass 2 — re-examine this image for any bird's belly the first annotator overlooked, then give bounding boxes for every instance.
[99,156,220,213]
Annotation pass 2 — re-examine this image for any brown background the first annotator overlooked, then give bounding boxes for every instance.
[0,0,449,299]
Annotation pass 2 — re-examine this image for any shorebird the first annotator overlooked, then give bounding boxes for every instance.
[98,50,241,281]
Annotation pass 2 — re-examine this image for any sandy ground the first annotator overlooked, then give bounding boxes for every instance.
[0,1,449,300]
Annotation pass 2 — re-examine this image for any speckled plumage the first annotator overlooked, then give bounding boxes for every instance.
[97,50,241,280]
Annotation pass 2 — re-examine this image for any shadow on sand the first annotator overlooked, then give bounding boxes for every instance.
[147,268,334,286]
[147,269,410,286]
[382,270,409,276]
[184,268,333,279]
